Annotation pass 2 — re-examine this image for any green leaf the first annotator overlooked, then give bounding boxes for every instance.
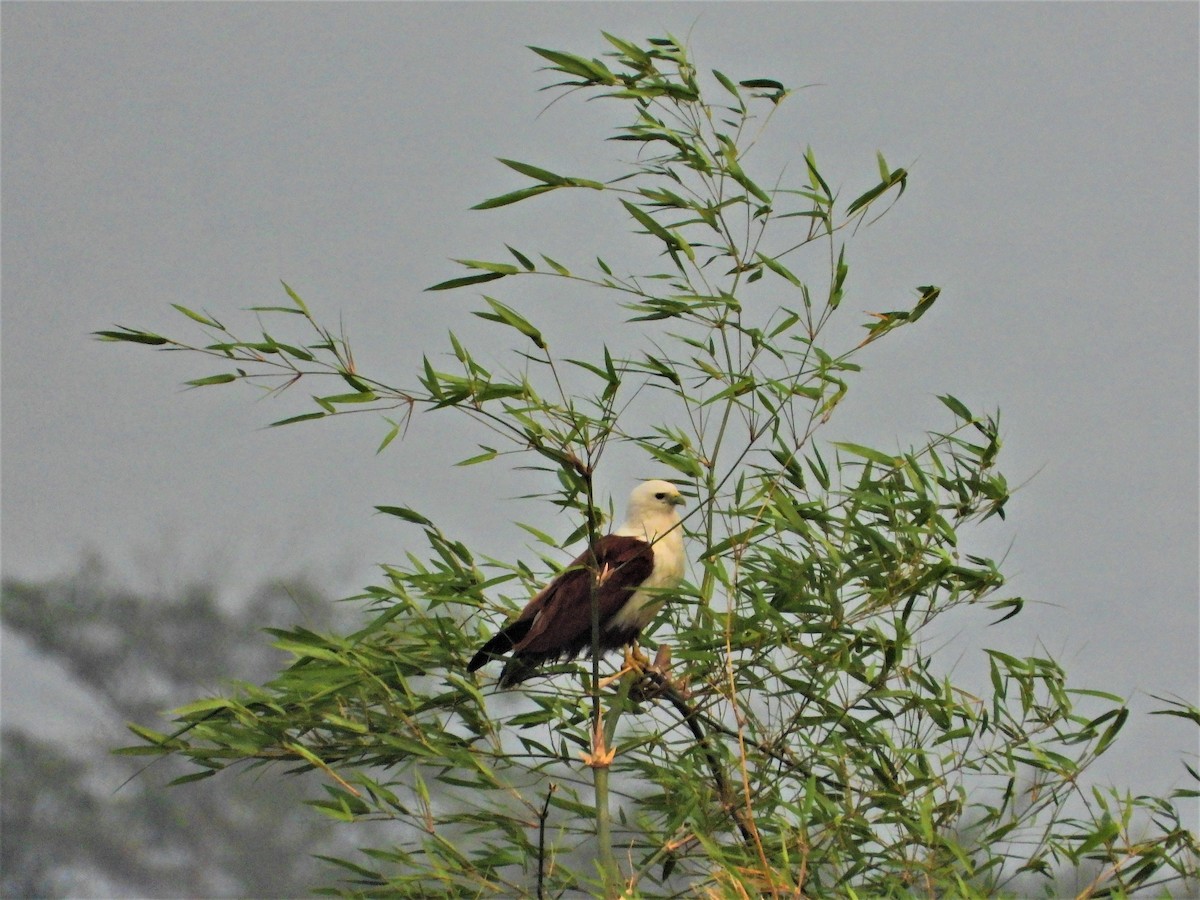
[426,271,509,292]
[739,78,785,90]
[514,521,559,546]
[1094,707,1129,754]
[375,505,433,526]
[700,523,769,560]
[452,258,520,275]
[639,442,703,479]
[620,199,679,249]
[909,284,940,322]
[93,327,169,346]
[497,157,568,185]
[168,769,218,786]
[938,394,973,421]
[376,419,401,454]
[171,304,223,328]
[185,373,238,387]
[456,447,498,467]
[506,245,536,271]
[126,722,170,745]
[756,252,804,287]
[833,442,900,467]
[725,157,772,205]
[804,147,831,198]
[987,597,1024,625]
[600,31,649,66]
[316,391,377,405]
[712,69,743,102]
[528,46,617,84]
[540,255,571,277]
[846,167,907,216]
[245,306,305,315]
[340,371,372,392]
[470,184,559,210]
[267,411,327,427]
[172,696,235,718]
[1149,700,1200,726]
[473,297,545,350]
[281,281,311,315]
[640,354,681,385]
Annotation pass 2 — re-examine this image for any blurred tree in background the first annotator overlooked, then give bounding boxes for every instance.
[1,565,363,898]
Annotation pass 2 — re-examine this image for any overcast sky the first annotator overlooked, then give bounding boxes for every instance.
[3,2,1197,824]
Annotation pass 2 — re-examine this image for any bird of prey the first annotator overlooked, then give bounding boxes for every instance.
[468,479,686,687]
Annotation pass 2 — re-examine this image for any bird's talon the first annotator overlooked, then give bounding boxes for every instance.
[598,667,631,690]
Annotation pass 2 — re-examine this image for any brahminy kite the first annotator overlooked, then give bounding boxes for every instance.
[468,479,686,687]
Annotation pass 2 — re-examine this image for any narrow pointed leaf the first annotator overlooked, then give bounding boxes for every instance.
[426,271,509,292]
[620,200,679,249]
[185,373,238,387]
[471,184,558,210]
[268,411,327,427]
[497,158,568,185]
[506,245,536,271]
[375,505,433,526]
[171,304,223,328]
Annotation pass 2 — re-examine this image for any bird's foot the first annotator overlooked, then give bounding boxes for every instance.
[626,643,651,672]
[630,644,688,703]
[598,643,654,690]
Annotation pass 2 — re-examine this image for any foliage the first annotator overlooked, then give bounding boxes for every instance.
[0,567,356,898]
[98,33,1198,898]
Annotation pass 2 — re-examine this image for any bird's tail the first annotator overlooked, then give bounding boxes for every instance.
[467,619,533,676]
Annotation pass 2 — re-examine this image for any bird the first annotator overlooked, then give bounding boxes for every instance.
[468,479,686,687]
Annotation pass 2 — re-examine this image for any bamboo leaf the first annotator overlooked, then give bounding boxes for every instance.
[506,245,536,271]
[185,373,238,387]
[93,327,169,346]
[426,271,509,292]
[375,505,433,526]
[712,69,743,103]
[756,252,804,287]
[452,259,520,275]
[938,394,973,421]
[540,255,571,276]
[171,304,223,328]
[528,46,617,84]
[620,199,679,249]
[739,78,785,90]
[281,281,311,315]
[473,297,546,349]
[497,158,568,185]
[833,442,900,466]
[268,411,327,427]
[315,391,377,405]
[376,419,401,454]
[470,184,558,210]
[456,447,498,466]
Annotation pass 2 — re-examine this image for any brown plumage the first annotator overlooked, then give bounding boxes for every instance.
[468,480,686,687]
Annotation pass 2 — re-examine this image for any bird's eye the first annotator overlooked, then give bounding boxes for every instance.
[655,492,666,500]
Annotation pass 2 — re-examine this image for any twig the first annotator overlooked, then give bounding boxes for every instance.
[537,782,558,900]
[644,669,754,844]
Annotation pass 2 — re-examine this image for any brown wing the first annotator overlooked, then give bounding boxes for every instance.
[467,534,655,687]
[512,534,655,658]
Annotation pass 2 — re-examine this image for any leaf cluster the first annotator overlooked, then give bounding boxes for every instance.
[104,32,1198,899]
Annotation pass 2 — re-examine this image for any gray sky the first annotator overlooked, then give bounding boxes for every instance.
[3,2,1197,823]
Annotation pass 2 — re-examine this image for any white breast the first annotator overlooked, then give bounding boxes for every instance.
[608,520,684,631]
